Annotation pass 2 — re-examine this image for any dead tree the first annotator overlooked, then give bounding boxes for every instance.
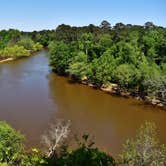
[41,119,71,157]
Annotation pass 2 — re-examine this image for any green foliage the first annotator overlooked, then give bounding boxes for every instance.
[0,121,24,165]
[0,121,47,166]
[115,41,143,65]
[17,37,35,50]
[56,134,116,166]
[32,42,43,51]
[79,33,94,55]
[0,29,21,49]
[100,20,111,30]
[67,51,88,79]
[1,22,165,101]
[0,121,116,166]
[0,45,30,58]
[143,76,166,101]
[161,63,166,74]
[22,148,47,166]
[0,29,43,60]
[99,34,113,53]
[49,41,72,74]
[88,49,116,86]
[113,64,139,88]
[120,122,166,166]
[48,22,166,101]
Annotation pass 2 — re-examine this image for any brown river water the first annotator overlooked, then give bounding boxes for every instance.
[0,50,165,156]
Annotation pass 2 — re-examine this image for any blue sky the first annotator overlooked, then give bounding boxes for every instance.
[0,0,165,31]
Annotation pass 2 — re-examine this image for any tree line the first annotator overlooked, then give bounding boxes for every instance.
[1,21,165,104]
[0,29,42,60]
[47,21,166,104]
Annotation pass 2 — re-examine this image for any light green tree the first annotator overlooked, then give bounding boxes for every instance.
[88,49,116,86]
[79,33,93,55]
[49,41,71,74]
[120,122,166,166]
[0,121,24,165]
[17,37,35,50]
[0,45,30,58]
[113,64,139,88]
[67,51,88,80]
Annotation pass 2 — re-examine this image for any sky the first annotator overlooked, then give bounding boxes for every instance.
[0,0,165,31]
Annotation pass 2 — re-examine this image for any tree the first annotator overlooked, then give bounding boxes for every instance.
[49,41,72,74]
[115,41,143,66]
[57,134,117,166]
[143,75,166,102]
[88,49,116,86]
[41,120,71,158]
[142,29,164,62]
[0,121,24,165]
[17,37,35,50]
[138,58,161,85]
[99,34,113,52]
[113,64,139,88]
[114,23,125,30]
[67,51,88,80]
[0,45,30,58]
[144,22,155,29]
[100,20,111,30]
[120,122,166,166]
[55,24,76,43]
[46,22,166,101]
[0,29,21,49]
[79,33,94,55]
[32,42,43,51]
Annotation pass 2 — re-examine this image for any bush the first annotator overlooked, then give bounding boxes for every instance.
[56,134,117,166]
[17,37,35,50]
[0,121,24,165]
[67,51,88,79]
[120,122,166,166]
[113,64,139,88]
[32,42,43,52]
[0,45,30,58]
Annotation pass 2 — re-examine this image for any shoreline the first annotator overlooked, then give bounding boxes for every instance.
[99,84,165,109]
[0,58,15,63]
[0,49,44,64]
[74,77,166,110]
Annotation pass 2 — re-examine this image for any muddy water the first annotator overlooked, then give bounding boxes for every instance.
[0,50,165,156]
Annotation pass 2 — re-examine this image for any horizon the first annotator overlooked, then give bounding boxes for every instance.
[0,0,166,31]
[1,21,166,33]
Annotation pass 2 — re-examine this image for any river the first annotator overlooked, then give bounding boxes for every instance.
[0,50,165,156]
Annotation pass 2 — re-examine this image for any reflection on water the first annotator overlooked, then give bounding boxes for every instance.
[0,50,165,156]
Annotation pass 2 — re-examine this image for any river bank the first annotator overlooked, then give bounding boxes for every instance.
[0,57,15,63]
[72,76,166,110]
[0,49,44,64]
[99,84,165,109]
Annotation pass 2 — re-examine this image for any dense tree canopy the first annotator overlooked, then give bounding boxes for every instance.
[1,21,165,102]
[0,29,43,60]
[48,21,166,103]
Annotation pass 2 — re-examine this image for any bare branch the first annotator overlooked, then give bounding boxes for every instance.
[41,119,71,157]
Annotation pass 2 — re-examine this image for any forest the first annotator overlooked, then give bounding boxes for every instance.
[0,21,166,165]
[0,21,166,105]
[48,21,166,105]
